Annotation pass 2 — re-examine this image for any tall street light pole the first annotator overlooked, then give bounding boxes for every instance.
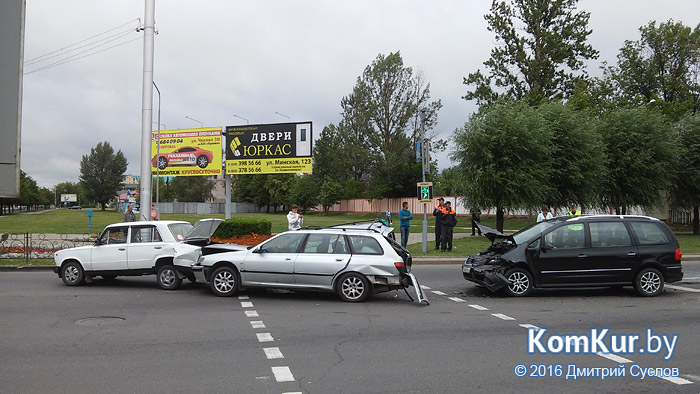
[275,111,290,122]
[185,116,203,127]
[153,81,161,220]
[233,114,249,125]
[138,0,155,222]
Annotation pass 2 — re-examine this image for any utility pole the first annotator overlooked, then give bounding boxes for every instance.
[420,110,428,253]
[138,0,155,221]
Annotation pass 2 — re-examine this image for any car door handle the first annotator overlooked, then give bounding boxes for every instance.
[118,248,126,251]
[335,259,344,262]
[285,258,292,261]
[628,252,637,257]
[577,254,587,258]
[154,246,162,249]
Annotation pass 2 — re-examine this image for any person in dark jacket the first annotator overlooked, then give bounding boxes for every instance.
[440,201,457,252]
[432,197,446,250]
[471,209,482,236]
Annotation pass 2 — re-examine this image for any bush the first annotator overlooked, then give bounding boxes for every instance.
[212,218,272,238]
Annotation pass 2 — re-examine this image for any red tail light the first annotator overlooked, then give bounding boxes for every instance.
[675,248,682,261]
[394,262,406,271]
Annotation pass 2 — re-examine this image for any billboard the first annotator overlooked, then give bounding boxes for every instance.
[151,127,222,177]
[60,194,77,202]
[225,122,312,174]
[0,0,24,198]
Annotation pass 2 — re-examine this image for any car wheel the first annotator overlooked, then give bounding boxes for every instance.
[101,274,118,281]
[634,267,664,297]
[197,155,209,168]
[157,156,168,169]
[157,265,182,290]
[504,268,533,297]
[210,266,239,297]
[61,261,85,286]
[337,272,371,302]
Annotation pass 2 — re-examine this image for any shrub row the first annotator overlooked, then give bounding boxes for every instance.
[212,218,272,238]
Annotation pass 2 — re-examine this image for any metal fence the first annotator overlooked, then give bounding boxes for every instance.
[0,232,96,262]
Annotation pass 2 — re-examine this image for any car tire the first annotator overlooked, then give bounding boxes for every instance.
[157,156,168,169]
[157,265,182,290]
[634,267,664,297]
[197,155,209,168]
[337,272,371,302]
[503,268,533,297]
[61,261,85,286]
[210,266,239,297]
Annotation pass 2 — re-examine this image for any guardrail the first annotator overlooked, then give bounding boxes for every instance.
[0,233,96,263]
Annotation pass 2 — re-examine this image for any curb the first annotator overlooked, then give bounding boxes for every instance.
[0,266,55,272]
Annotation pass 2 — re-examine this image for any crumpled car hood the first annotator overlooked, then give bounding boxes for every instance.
[476,223,515,244]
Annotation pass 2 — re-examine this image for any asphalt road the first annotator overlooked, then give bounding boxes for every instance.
[1,265,700,394]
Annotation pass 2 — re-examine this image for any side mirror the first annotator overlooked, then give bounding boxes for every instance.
[252,247,265,254]
[95,238,104,246]
[542,243,554,251]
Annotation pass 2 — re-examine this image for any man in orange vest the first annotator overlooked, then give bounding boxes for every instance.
[432,197,446,250]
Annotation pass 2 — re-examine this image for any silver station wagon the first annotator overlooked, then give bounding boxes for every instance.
[189,221,429,303]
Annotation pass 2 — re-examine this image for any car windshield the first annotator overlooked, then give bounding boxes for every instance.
[168,223,194,241]
[512,221,556,245]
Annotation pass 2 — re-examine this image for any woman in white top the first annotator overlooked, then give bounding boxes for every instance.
[537,205,553,222]
[287,204,304,230]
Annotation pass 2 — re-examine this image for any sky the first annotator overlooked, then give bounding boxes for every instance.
[19,0,700,188]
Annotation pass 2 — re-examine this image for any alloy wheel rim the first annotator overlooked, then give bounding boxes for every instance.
[641,272,661,294]
[214,271,234,293]
[160,269,175,286]
[65,266,79,282]
[508,272,529,294]
[342,277,364,300]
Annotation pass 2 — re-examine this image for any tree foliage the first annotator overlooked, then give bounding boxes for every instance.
[464,0,598,106]
[170,176,215,202]
[79,141,128,210]
[671,115,700,234]
[319,180,344,214]
[288,176,319,213]
[597,107,676,214]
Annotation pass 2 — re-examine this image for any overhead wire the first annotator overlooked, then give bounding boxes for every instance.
[23,18,143,75]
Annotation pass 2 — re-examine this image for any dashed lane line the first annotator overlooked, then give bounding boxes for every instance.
[256,332,274,342]
[420,285,431,290]
[271,366,295,382]
[492,313,516,321]
[447,297,467,303]
[246,310,260,317]
[239,295,250,300]
[241,301,254,308]
[596,352,632,364]
[431,290,447,296]
[469,304,490,311]
[519,323,540,330]
[251,321,266,329]
[264,347,285,360]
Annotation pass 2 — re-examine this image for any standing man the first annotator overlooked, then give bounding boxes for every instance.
[287,204,304,231]
[440,201,457,252]
[432,197,446,250]
[537,205,553,222]
[385,208,392,225]
[123,204,135,222]
[398,201,413,248]
[471,209,482,236]
[568,205,581,216]
[151,204,158,220]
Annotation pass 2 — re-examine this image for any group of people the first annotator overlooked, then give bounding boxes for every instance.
[432,198,457,252]
[537,204,581,222]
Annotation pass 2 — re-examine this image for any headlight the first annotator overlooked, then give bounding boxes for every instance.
[197,256,205,265]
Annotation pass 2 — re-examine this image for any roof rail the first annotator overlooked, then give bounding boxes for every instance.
[304,218,390,233]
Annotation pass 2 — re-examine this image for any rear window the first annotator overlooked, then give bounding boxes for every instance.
[348,235,383,255]
[589,222,632,247]
[630,222,672,245]
[168,223,194,241]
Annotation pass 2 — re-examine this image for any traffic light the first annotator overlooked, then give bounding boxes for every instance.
[416,182,433,202]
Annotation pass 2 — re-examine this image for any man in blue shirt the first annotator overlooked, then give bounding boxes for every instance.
[398,201,413,248]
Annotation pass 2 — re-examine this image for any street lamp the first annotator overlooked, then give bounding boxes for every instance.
[233,114,249,125]
[275,111,290,122]
[185,116,203,127]
[154,81,162,220]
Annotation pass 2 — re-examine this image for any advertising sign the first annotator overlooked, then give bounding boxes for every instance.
[60,194,77,202]
[151,127,222,177]
[225,122,312,175]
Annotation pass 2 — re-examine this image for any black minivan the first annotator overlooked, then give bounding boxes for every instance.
[462,215,683,297]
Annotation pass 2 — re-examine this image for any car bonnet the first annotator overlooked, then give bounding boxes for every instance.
[476,222,515,244]
[184,218,224,241]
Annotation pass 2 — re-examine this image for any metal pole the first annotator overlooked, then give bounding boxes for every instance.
[420,110,428,253]
[153,81,161,220]
[138,0,155,221]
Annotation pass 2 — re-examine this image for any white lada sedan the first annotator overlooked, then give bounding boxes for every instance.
[53,219,223,290]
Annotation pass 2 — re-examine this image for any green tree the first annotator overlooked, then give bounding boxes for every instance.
[452,100,554,231]
[612,20,700,119]
[598,107,676,214]
[288,176,319,213]
[266,174,295,211]
[671,115,700,234]
[170,176,215,202]
[318,180,344,214]
[78,142,127,211]
[464,0,598,106]
[538,101,606,209]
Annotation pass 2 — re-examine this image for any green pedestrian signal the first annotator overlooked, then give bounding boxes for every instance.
[416,182,433,202]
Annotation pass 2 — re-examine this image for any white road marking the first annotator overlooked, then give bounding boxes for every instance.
[241,301,254,308]
[271,366,295,382]
[420,285,431,290]
[519,324,540,330]
[250,321,266,329]
[447,297,467,303]
[256,333,274,342]
[282,392,303,394]
[666,284,700,293]
[431,290,446,296]
[658,376,694,385]
[245,310,259,318]
[491,313,515,321]
[264,347,284,359]
[469,304,490,311]
[596,352,632,363]
[238,295,250,300]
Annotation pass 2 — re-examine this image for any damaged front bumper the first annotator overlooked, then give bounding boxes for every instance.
[462,257,510,292]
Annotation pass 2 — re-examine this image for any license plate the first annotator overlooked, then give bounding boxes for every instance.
[462,266,470,273]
